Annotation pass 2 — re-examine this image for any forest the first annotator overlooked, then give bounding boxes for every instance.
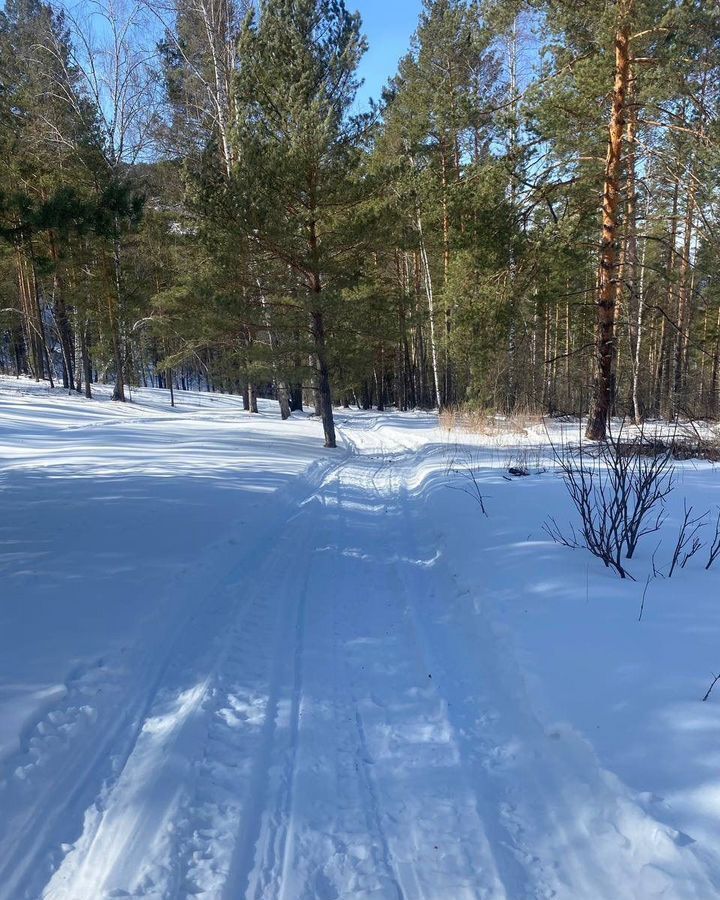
[1,0,719,446]
[4,3,720,895]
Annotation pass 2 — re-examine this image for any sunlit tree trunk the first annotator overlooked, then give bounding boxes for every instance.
[586,0,633,440]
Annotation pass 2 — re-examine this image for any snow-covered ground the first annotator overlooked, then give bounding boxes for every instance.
[2,376,720,899]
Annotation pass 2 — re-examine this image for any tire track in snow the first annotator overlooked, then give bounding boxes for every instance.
[23,458,347,900]
[321,469,406,900]
[233,466,407,900]
[348,704,406,900]
[40,566,267,898]
[387,474,553,899]
[145,470,345,898]
[259,444,508,898]
[390,449,719,900]
[224,518,313,900]
[44,478,346,898]
[335,450,508,899]
[252,544,310,900]
[20,413,716,899]
[176,508,319,900]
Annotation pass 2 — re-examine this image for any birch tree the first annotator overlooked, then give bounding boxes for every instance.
[43,0,160,399]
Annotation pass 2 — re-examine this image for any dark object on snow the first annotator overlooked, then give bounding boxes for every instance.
[508,467,530,477]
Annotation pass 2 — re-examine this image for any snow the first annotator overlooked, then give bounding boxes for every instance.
[2,375,720,898]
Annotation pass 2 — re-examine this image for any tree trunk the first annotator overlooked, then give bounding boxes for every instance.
[672,176,696,411]
[506,15,520,412]
[631,203,648,424]
[248,382,259,414]
[111,229,126,401]
[586,3,632,440]
[655,177,680,414]
[256,277,291,419]
[440,146,452,406]
[277,383,291,420]
[289,381,303,412]
[27,244,53,388]
[416,213,442,410]
[307,219,336,447]
[311,310,336,446]
[49,231,74,390]
[80,320,93,399]
[711,307,720,416]
[16,250,40,380]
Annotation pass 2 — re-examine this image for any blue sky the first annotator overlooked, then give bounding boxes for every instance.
[352,0,422,106]
[0,0,421,110]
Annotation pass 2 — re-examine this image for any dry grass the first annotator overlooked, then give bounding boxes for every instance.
[438,407,457,431]
[439,405,543,437]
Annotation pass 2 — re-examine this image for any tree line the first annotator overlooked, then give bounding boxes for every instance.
[1,0,718,444]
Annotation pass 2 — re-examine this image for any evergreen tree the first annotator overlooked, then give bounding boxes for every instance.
[230,0,368,447]
[0,0,718,438]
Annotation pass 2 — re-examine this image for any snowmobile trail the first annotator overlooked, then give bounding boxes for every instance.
[6,414,718,899]
[0,450,346,900]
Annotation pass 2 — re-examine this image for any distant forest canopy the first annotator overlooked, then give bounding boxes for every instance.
[1,0,719,444]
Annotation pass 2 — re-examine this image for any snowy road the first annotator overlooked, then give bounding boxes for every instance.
[2,382,720,898]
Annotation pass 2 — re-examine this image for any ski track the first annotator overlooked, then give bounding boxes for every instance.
[0,452,344,900]
[3,413,718,899]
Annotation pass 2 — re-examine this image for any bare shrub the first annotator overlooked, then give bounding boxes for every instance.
[707,510,720,571]
[505,444,545,476]
[703,673,720,702]
[615,426,720,463]
[544,425,675,579]
[446,447,489,516]
[670,420,720,462]
[621,441,676,559]
[668,502,708,577]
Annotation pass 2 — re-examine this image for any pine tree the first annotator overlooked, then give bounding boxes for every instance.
[230,0,368,447]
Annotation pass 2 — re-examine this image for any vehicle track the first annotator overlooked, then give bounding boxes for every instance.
[23,417,720,900]
[5,457,345,900]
